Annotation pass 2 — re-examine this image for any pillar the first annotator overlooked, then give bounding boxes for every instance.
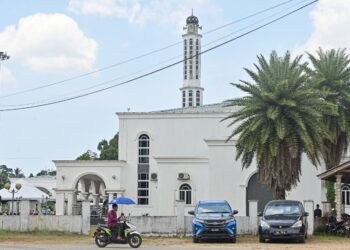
[303,200,314,236]
[20,200,30,232]
[92,194,100,206]
[108,193,114,211]
[67,191,75,216]
[336,174,342,221]
[248,200,258,235]
[81,200,90,235]
[322,201,331,217]
[176,200,185,236]
[55,193,65,215]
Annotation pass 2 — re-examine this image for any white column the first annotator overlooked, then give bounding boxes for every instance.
[55,192,65,215]
[176,200,185,237]
[303,200,314,236]
[108,193,114,211]
[248,200,258,235]
[20,200,31,232]
[92,194,100,206]
[336,175,342,222]
[67,192,75,216]
[81,200,91,235]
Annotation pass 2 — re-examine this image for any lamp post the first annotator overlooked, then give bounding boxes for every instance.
[4,182,22,215]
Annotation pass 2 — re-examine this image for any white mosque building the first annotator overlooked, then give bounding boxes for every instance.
[53,13,327,217]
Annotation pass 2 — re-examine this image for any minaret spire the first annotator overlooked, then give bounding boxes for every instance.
[180,12,203,108]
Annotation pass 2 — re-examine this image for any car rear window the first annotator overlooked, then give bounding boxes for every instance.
[265,203,301,216]
[197,203,232,214]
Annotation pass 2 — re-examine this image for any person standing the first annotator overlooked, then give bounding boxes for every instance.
[314,204,322,217]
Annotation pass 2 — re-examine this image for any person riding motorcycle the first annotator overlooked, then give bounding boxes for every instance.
[107,204,125,240]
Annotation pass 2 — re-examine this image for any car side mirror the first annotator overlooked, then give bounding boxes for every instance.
[233,210,238,215]
[188,210,195,215]
[258,211,263,217]
[303,212,309,217]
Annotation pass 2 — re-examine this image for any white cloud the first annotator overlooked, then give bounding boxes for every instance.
[295,0,350,54]
[0,66,16,84]
[0,13,98,74]
[67,0,221,29]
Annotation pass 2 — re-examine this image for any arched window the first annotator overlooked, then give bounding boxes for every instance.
[138,134,149,164]
[138,134,150,205]
[179,184,192,205]
[196,91,200,106]
[188,90,193,107]
[342,186,350,205]
[182,91,186,107]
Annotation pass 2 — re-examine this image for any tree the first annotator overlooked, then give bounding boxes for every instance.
[76,133,118,160]
[98,133,118,160]
[76,150,98,160]
[0,165,12,188]
[36,169,57,177]
[12,168,25,178]
[307,48,350,206]
[29,173,34,178]
[223,51,336,199]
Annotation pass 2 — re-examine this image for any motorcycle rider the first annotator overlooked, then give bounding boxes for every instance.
[108,204,125,240]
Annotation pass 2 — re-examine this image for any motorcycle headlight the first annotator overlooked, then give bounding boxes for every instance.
[260,220,270,228]
[291,220,302,228]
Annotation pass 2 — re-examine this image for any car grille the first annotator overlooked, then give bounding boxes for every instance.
[203,220,227,228]
[270,225,291,229]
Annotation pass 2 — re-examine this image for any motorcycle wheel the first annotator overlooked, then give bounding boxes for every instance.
[128,234,142,248]
[95,233,108,248]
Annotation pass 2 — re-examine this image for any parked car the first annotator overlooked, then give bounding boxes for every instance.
[258,200,308,243]
[188,200,238,243]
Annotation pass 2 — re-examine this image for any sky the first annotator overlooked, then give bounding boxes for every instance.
[0,0,349,175]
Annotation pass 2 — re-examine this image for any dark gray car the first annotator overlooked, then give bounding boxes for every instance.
[258,200,308,243]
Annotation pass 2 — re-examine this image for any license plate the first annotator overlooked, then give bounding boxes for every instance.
[275,231,286,235]
[211,228,219,232]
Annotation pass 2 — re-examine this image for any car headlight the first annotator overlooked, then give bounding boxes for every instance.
[193,218,205,224]
[291,220,302,228]
[260,220,270,228]
[226,218,236,223]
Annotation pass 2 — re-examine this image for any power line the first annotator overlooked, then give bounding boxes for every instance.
[0,0,298,99]
[0,0,318,112]
[0,0,310,108]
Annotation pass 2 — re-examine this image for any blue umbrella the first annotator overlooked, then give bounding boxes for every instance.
[109,197,136,205]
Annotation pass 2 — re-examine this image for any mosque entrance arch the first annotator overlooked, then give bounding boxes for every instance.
[246,173,273,215]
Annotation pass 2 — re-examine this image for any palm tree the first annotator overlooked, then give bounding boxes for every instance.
[223,51,336,199]
[307,48,350,169]
[307,48,350,205]
[13,168,25,178]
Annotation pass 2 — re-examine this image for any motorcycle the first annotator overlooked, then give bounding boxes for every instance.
[325,212,350,236]
[93,220,142,248]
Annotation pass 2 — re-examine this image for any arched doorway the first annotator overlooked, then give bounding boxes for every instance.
[342,185,350,214]
[246,173,273,215]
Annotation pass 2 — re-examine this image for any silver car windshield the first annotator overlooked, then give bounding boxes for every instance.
[265,203,301,216]
[197,203,232,214]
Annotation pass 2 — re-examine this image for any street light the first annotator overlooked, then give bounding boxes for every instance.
[4,182,22,215]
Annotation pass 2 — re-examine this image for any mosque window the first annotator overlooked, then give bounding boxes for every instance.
[182,91,186,107]
[179,184,192,205]
[196,91,200,105]
[138,134,150,205]
[189,90,193,106]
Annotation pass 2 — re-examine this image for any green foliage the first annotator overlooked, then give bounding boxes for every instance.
[76,133,118,160]
[223,51,336,199]
[326,181,336,208]
[0,165,11,189]
[307,48,350,170]
[36,169,56,177]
